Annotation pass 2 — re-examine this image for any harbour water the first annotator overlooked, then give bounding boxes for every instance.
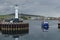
[0,20,60,40]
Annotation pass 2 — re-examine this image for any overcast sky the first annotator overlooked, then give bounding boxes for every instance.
[0,0,60,17]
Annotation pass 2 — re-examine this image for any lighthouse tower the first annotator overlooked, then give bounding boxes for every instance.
[13,5,19,22]
[15,5,18,19]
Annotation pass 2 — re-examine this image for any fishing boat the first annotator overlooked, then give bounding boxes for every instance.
[41,21,49,32]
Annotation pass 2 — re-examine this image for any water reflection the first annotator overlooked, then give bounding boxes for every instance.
[0,20,60,40]
[3,29,29,38]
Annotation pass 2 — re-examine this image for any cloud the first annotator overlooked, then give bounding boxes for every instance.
[0,0,60,17]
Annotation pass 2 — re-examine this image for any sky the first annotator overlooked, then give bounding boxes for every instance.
[0,0,60,17]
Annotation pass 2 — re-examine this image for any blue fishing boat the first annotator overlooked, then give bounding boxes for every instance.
[41,21,49,32]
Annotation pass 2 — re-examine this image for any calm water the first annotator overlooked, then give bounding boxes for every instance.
[0,20,60,40]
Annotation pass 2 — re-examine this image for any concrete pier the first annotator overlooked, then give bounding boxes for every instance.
[58,23,60,28]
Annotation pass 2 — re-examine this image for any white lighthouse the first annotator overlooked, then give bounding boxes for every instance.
[10,5,23,22]
[15,5,18,19]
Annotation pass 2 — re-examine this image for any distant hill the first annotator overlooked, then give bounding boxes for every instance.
[0,13,44,20]
[0,13,59,20]
[7,13,44,17]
